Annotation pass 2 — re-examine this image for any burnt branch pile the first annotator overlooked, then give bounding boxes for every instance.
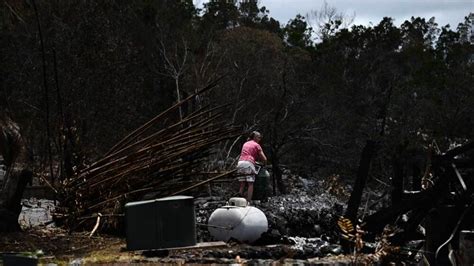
[55,79,240,230]
[340,141,474,263]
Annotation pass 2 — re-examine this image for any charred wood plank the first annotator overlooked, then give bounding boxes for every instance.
[362,175,450,234]
[442,141,474,159]
[390,207,430,245]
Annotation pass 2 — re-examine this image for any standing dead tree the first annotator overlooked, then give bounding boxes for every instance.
[158,37,189,121]
[306,1,355,41]
[55,78,241,231]
[0,116,33,232]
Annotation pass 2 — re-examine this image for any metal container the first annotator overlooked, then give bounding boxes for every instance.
[1,254,37,266]
[254,166,270,200]
[125,195,196,251]
[228,197,248,207]
[208,201,268,243]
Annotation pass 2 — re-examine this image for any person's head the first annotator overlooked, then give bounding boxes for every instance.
[248,131,262,142]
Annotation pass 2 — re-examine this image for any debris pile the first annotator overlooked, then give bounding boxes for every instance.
[55,79,240,230]
[260,194,343,240]
[195,141,474,264]
[19,199,55,229]
[192,172,347,259]
[340,141,474,264]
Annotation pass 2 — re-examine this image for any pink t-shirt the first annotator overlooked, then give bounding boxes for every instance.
[239,140,262,165]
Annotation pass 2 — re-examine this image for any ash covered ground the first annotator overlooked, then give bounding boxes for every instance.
[7,171,391,264]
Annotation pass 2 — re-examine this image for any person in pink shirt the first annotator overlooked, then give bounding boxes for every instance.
[237,131,267,202]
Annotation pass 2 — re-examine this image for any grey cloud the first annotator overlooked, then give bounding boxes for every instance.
[261,0,473,27]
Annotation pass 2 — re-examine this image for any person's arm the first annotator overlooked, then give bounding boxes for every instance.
[259,150,267,164]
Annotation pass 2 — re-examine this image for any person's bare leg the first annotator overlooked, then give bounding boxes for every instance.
[247,182,254,202]
[239,181,245,196]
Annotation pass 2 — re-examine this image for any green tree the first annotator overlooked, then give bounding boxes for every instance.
[284,14,313,48]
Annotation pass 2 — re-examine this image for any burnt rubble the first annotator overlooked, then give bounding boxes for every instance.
[194,141,474,264]
[12,134,474,264]
[194,173,348,259]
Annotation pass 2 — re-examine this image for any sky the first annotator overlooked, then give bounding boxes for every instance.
[263,0,473,28]
[197,0,473,29]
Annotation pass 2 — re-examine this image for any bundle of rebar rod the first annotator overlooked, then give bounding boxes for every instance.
[56,78,240,230]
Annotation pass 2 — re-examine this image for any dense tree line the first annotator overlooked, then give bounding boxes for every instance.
[1,0,473,193]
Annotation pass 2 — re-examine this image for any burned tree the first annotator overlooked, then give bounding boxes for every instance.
[0,116,33,232]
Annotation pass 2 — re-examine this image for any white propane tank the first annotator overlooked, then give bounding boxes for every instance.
[208,198,268,243]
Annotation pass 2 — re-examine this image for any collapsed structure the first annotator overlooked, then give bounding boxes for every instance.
[339,141,474,264]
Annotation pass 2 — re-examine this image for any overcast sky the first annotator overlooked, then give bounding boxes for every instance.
[196,0,473,29]
[260,0,473,28]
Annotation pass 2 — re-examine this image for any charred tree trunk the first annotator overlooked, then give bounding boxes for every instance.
[345,140,377,223]
[0,117,32,232]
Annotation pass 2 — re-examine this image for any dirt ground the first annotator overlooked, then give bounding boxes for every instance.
[0,227,378,265]
[0,228,130,264]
